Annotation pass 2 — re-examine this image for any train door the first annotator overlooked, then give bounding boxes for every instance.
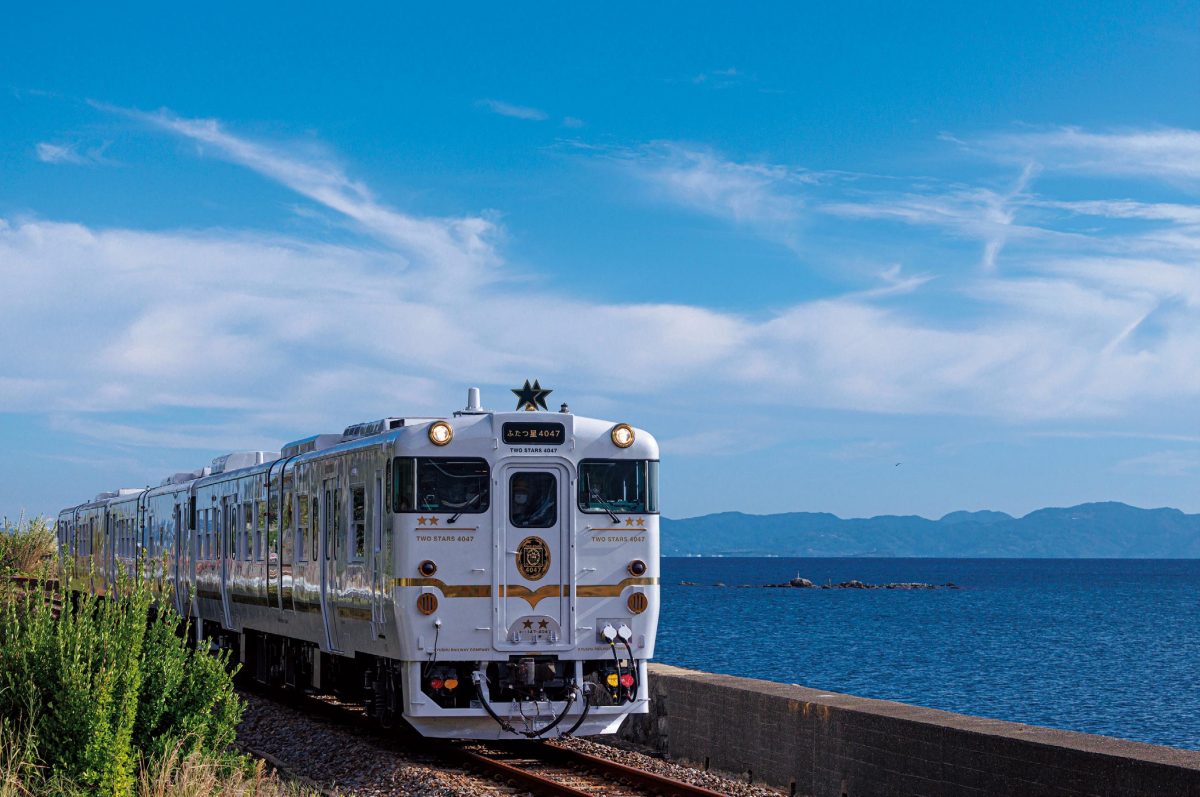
[370,469,385,636]
[219,496,234,629]
[319,476,342,652]
[495,463,571,650]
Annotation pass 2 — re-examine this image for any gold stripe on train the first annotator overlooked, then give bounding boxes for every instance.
[392,575,658,607]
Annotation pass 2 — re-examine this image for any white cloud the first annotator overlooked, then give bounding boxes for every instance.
[36,142,87,164]
[36,141,114,166]
[981,126,1200,182]
[110,105,500,281]
[6,115,1200,467]
[616,143,815,248]
[1113,449,1200,477]
[477,99,548,121]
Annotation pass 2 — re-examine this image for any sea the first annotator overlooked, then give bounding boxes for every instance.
[655,557,1200,750]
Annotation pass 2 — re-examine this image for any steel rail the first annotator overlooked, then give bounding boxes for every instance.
[452,747,596,797]
[541,743,731,797]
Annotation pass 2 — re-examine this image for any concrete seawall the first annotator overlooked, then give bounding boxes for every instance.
[619,664,1200,796]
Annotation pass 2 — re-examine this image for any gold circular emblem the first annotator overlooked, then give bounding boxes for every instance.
[515,536,551,581]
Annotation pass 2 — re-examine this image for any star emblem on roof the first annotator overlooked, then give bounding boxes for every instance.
[512,379,552,411]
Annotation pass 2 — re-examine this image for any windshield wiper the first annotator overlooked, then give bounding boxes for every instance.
[447,492,483,524]
[589,488,621,524]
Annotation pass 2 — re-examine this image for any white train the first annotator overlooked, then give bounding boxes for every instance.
[56,386,660,739]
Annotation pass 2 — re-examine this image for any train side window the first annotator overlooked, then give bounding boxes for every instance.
[267,492,278,562]
[297,493,309,562]
[333,488,342,560]
[310,497,319,558]
[243,503,254,561]
[257,500,268,562]
[392,457,415,512]
[351,485,366,560]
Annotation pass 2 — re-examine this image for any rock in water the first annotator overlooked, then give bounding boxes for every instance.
[789,576,814,588]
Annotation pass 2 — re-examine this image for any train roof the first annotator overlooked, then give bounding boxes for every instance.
[62,386,658,514]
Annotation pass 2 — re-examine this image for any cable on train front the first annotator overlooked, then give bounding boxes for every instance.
[392,384,659,739]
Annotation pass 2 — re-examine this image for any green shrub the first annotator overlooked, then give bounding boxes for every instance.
[0,567,243,797]
[0,516,57,579]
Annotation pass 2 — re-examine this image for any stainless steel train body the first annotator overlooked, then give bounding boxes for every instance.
[56,391,660,738]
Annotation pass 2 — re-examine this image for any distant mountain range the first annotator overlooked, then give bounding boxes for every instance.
[660,502,1200,558]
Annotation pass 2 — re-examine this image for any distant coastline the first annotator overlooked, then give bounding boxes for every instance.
[661,501,1200,558]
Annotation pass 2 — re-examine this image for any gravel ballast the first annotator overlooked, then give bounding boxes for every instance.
[237,692,785,795]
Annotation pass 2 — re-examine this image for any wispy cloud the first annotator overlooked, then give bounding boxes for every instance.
[108,104,499,281]
[980,126,1200,182]
[692,67,745,89]
[35,141,111,165]
[477,99,548,121]
[614,142,816,248]
[1113,449,1200,477]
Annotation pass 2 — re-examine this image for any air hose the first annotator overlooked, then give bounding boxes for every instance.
[472,671,517,735]
[561,682,594,737]
[609,640,625,702]
[621,638,640,701]
[472,670,586,738]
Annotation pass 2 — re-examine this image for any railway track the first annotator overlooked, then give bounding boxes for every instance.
[454,741,730,797]
[242,683,736,797]
[6,574,63,617]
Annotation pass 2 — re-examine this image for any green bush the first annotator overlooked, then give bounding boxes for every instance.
[0,567,243,797]
[0,516,57,579]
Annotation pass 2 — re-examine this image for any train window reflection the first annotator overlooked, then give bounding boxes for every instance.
[392,457,489,515]
[578,460,659,514]
[510,472,556,528]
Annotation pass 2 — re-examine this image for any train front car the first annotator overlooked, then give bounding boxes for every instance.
[392,391,660,738]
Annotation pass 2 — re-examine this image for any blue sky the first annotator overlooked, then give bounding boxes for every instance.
[2,2,1200,521]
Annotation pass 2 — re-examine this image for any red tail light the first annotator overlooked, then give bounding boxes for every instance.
[619,673,635,688]
[430,678,444,690]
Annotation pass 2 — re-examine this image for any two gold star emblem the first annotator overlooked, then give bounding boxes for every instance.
[623,518,646,527]
[417,516,440,526]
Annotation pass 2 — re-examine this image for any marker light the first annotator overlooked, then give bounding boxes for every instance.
[611,423,635,448]
[620,673,635,688]
[628,559,647,576]
[606,673,620,687]
[430,678,444,690]
[444,678,459,690]
[428,421,454,446]
[419,560,438,577]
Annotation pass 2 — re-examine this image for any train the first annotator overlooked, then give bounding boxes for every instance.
[55,385,660,739]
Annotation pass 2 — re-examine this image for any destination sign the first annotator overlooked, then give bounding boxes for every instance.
[502,422,566,446]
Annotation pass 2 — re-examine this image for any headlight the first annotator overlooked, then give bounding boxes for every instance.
[428,421,453,446]
[611,423,635,448]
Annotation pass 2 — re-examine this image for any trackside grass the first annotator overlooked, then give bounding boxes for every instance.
[0,518,315,797]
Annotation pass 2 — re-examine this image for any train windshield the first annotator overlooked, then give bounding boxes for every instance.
[577,460,659,514]
[392,457,490,514]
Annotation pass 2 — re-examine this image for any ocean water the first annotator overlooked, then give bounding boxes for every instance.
[656,558,1200,750]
